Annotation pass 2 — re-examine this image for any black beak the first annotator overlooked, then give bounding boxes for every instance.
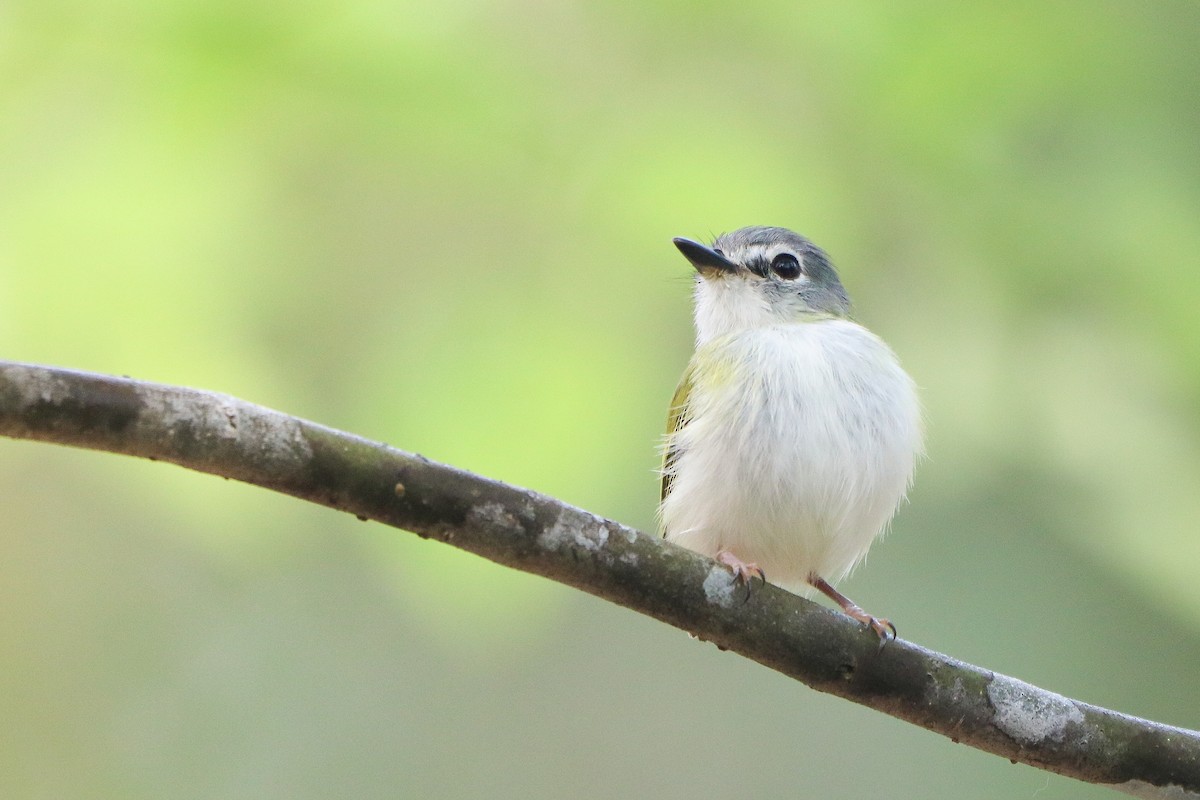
[673,237,739,276]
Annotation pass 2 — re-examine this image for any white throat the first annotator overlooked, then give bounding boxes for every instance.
[693,276,790,347]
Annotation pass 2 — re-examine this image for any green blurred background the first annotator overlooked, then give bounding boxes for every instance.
[3,1,1199,797]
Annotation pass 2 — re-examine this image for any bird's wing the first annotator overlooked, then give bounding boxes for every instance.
[660,362,695,507]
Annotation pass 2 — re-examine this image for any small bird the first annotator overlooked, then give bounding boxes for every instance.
[659,226,922,637]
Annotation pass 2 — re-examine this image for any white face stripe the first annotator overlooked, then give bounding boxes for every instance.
[720,241,808,269]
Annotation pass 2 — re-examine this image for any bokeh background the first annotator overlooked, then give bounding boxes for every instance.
[3,2,1200,797]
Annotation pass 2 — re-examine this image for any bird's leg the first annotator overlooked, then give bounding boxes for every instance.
[807,574,896,640]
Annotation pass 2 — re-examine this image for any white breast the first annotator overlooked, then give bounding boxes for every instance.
[659,319,922,594]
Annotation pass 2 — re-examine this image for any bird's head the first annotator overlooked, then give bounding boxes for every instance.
[673,226,850,346]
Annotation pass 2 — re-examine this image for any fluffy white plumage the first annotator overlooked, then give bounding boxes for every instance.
[659,227,922,597]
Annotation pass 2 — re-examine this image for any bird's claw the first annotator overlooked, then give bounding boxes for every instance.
[716,550,765,603]
[840,607,896,643]
[807,574,896,644]
[716,550,764,582]
[844,609,896,647]
[868,616,897,642]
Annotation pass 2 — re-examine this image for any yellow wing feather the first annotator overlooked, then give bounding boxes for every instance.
[660,361,695,507]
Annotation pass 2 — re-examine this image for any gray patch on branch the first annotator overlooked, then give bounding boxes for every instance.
[146,390,313,464]
[539,512,610,554]
[987,674,1085,746]
[10,366,72,406]
[467,501,522,533]
[702,567,738,608]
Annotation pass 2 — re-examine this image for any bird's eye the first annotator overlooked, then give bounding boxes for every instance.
[770,253,802,280]
[712,248,725,257]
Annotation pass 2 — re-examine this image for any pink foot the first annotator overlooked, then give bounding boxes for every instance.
[809,574,896,642]
[716,550,765,584]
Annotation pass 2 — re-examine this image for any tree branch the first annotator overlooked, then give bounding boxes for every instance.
[0,360,1196,798]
